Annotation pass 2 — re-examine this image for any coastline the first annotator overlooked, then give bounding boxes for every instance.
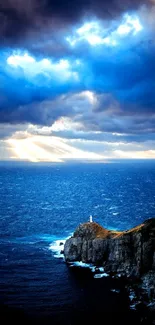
[63,219,155,313]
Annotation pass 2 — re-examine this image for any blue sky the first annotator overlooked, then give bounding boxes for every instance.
[0,0,155,162]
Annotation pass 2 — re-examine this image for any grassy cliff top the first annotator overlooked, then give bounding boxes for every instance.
[73,218,155,240]
[73,222,121,240]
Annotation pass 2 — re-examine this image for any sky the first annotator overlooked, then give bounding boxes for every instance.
[0,0,155,162]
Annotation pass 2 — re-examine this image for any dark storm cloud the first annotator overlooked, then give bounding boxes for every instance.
[37,128,155,143]
[1,89,154,142]
[0,123,28,139]
[0,0,155,142]
[0,52,81,124]
[1,36,155,132]
[0,0,149,46]
[82,40,155,105]
[77,111,155,135]
[0,94,78,126]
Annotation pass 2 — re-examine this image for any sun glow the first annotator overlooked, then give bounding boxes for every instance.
[7,136,104,162]
[7,138,63,162]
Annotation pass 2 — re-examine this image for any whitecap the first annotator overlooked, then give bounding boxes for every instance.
[50,240,65,249]
[41,207,52,211]
[94,273,109,278]
[49,233,72,258]
[112,212,119,216]
[109,206,118,210]
[117,274,122,278]
[129,294,135,301]
[49,239,65,251]
[94,204,103,209]
[111,289,120,293]
[69,261,93,269]
[49,239,66,259]
[129,289,136,301]
[68,263,105,274]
[53,254,64,259]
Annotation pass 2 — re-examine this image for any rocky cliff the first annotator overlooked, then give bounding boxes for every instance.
[64,219,155,307]
[64,219,155,277]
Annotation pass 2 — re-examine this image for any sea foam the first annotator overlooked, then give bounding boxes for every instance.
[69,261,93,268]
[49,239,66,258]
[68,262,106,275]
[94,273,109,278]
[49,233,72,258]
[50,239,109,278]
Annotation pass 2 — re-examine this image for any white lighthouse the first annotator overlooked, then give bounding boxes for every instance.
[89,215,93,223]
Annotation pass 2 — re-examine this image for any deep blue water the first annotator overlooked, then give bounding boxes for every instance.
[0,161,155,324]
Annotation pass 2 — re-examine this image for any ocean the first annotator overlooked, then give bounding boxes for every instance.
[0,161,155,324]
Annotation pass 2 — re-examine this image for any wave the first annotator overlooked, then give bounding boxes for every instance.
[49,240,65,259]
[50,238,111,279]
[49,234,72,258]
[68,262,109,279]
[94,204,103,209]
[109,206,118,210]
[111,289,120,293]
[50,240,110,278]
[69,261,94,269]
[94,273,109,278]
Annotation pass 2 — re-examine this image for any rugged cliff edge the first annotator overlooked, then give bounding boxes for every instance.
[64,219,155,308]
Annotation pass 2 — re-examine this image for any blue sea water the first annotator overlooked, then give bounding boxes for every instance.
[0,161,155,324]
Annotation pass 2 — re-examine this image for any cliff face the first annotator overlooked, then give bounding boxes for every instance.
[64,219,155,278]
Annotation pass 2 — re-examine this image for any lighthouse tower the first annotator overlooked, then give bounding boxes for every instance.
[89,215,93,223]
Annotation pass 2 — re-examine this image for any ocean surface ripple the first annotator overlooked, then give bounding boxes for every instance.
[0,162,155,323]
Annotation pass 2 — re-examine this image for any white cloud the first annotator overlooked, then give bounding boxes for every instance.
[66,20,117,46]
[114,149,155,159]
[7,53,35,67]
[51,117,83,132]
[116,14,143,36]
[66,14,143,47]
[7,52,79,81]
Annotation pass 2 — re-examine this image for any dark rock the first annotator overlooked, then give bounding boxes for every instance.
[64,219,155,274]
[64,237,83,262]
[59,242,64,246]
[64,219,155,309]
